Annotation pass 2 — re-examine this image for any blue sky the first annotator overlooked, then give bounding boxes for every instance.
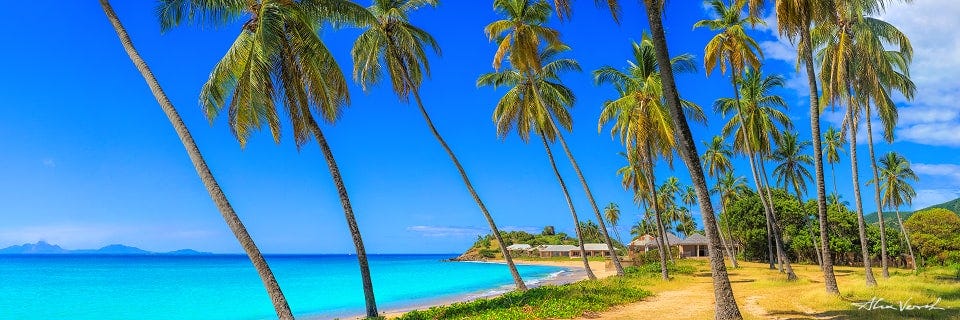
[1,1,958,254]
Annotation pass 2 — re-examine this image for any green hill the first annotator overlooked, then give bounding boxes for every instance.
[865,197,960,224]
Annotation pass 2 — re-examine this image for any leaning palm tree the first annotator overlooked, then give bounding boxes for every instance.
[100,1,293,318]
[771,132,814,201]
[815,0,913,286]
[596,34,704,279]
[696,0,793,275]
[604,202,625,245]
[770,0,841,294]
[876,151,917,271]
[713,68,797,280]
[157,0,380,316]
[486,0,625,275]
[352,0,527,290]
[712,171,748,268]
[478,45,596,279]
[642,0,744,316]
[635,0,744,316]
[823,127,845,197]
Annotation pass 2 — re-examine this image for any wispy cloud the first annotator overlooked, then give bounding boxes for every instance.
[912,189,960,210]
[914,163,960,183]
[406,225,486,237]
[41,158,56,168]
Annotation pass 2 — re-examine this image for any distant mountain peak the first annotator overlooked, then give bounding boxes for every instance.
[0,242,211,255]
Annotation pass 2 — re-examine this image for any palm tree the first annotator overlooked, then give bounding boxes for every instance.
[596,34,704,279]
[815,0,913,286]
[157,0,380,315]
[770,0,841,294]
[100,1,293,318]
[713,68,797,280]
[713,171,748,268]
[642,0,743,316]
[605,203,625,245]
[352,0,527,290]
[695,0,791,275]
[876,152,917,271]
[772,132,814,201]
[823,127,845,197]
[478,45,596,279]
[486,0,625,275]
[674,207,697,238]
[700,137,739,266]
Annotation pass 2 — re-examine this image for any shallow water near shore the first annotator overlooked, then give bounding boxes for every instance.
[0,254,563,319]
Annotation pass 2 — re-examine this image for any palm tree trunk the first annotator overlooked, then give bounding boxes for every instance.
[895,209,916,271]
[643,3,742,318]
[718,204,739,268]
[864,104,889,278]
[553,112,626,276]
[99,1,294,318]
[846,99,878,287]
[641,144,670,281]
[756,158,797,279]
[408,86,526,290]
[728,72,775,270]
[801,26,840,294]
[541,134,596,279]
[305,118,378,317]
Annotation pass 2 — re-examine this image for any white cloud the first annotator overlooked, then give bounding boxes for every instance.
[914,163,960,183]
[41,158,56,168]
[406,225,486,237]
[912,189,960,209]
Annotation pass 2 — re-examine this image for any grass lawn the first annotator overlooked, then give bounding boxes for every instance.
[391,259,960,319]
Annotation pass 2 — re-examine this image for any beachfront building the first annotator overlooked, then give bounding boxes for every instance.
[629,233,739,259]
[628,233,682,253]
[677,233,709,258]
[505,244,532,253]
[582,243,615,257]
[534,244,580,258]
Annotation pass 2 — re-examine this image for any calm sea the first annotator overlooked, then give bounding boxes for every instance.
[0,254,563,319]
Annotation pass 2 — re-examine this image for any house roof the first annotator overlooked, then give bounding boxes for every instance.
[679,233,709,245]
[629,233,683,247]
[583,243,610,251]
[537,245,579,252]
[659,233,683,245]
[506,244,532,250]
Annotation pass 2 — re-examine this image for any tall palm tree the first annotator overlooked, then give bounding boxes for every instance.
[100,1,293,318]
[713,68,797,280]
[815,0,913,286]
[696,0,792,275]
[770,0,841,294]
[674,207,697,238]
[642,0,744,317]
[596,34,704,279]
[352,0,527,290]
[700,137,739,266]
[486,0,625,275]
[823,127,845,197]
[478,45,596,279]
[771,132,814,201]
[876,151,917,271]
[713,171,748,268]
[157,0,380,316]
[604,202,625,245]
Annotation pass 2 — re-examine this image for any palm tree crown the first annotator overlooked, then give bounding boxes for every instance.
[772,132,814,199]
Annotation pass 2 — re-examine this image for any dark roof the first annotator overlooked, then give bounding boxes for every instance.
[679,233,709,245]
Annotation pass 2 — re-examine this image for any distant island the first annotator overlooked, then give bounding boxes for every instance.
[0,241,212,255]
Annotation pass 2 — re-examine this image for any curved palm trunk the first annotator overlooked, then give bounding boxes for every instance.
[305,118,378,317]
[864,104,889,278]
[801,27,840,294]
[846,100,878,287]
[644,4,743,318]
[408,87,526,290]
[541,135,596,279]
[641,145,670,280]
[717,204,739,268]
[894,208,916,271]
[756,158,797,279]
[729,73,775,270]
[551,115,625,275]
[99,1,294,318]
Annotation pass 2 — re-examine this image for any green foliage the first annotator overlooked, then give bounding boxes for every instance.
[397,273,651,320]
[905,208,960,266]
[624,261,696,277]
[541,226,555,236]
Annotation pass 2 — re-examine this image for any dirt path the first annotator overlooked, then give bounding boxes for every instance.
[582,281,715,319]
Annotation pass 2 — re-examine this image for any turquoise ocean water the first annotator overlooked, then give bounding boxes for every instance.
[0,254,563,319]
